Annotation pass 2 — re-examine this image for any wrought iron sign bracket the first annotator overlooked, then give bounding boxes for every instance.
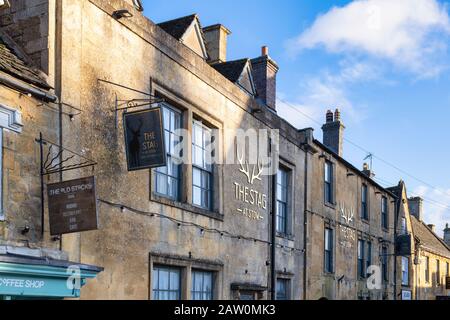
[114,96,165,129]
[96,78,164,129]
[36,101,82,121]
[35,133,97,236]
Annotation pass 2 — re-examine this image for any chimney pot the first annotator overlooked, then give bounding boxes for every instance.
[262,46,269,56]
[322,109,345,156]
[335,108,341,122]
[326,110,334,123]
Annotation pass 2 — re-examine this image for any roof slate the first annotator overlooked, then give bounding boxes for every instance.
[0,37,50,90]
[410,215,450,258]
[212,59,249,83]
[157,14,198,41]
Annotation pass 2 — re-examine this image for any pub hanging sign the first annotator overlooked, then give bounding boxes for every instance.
[47,176,98,236]
[123,107,166,171]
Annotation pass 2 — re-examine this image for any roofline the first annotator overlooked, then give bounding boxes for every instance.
[313,139,397,198]
[411,215,450,255]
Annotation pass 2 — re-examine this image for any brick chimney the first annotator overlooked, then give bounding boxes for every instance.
[444,223,450,246]
[408,197,423,221]
[322,109,345,156]
[251,46,279,111]
[203,24,231,65]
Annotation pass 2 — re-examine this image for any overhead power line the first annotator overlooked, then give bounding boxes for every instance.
[276,97,444,195]
[277,98,450,210]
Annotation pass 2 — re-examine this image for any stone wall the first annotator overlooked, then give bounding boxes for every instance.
[51,0,308,300]
[0,84,60,252]
[307,144,397,300]
[0,0,52,74]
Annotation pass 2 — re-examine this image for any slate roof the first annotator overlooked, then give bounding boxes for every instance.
[212,59,249,83]
[0,36,50,90]
[157,14,198,40]
[410,215,450,258]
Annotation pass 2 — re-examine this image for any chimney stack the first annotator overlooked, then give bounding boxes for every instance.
[428,224,436,233]
[203,24,231,65]
[251,46,279,111]
[322,108,345,156]
[408,197,423,221]
[362,163,375,178]
[444,223,450,247]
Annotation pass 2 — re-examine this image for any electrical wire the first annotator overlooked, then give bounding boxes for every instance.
[276,97,449,212]
[97,198,306,255]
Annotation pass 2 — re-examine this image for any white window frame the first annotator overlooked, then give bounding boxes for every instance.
[0,104,22,221]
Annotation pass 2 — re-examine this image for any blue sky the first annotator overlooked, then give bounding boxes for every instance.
[142,0,450,236]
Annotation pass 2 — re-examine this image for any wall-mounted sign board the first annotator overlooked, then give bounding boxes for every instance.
[395,234,412,256]
[401,290,412,300]
[47,176,98,236]
[123,107,166,171]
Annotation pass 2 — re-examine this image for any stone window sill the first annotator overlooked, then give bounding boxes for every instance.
[151,193,224,221]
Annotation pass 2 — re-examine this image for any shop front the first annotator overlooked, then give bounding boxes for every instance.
[0,254,103,300]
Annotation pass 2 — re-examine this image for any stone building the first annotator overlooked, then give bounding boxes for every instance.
[0,0,313,300]
[0,22,102,298]
[1,0,443,301]
[390,183,450,300]
[305,110,397,300]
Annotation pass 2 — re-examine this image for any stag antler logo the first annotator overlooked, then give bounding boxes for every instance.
[340,203,354,225]
[237,148,263,185]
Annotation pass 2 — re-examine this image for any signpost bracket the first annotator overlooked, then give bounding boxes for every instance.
[35,133,97,237]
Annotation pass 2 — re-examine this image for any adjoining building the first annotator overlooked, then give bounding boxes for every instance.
[390,183,450,300]
[0,27,102,300]
[306,110,397,300]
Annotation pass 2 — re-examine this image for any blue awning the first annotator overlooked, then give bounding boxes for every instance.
[0,254,103,298]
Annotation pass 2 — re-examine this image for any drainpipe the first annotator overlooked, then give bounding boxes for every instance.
[302,144,309,300]
[270,167,277,300]
[393,191,399,301]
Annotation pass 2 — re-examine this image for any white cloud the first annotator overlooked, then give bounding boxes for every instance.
[288,0,450,77]
[412,185,450,238]
[277,61,372,129]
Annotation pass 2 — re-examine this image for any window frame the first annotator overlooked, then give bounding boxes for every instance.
[276,166,290,235]
[191,269,214,300]
[191,120,213,210]
[361,184,369,221]
[401,256,409,286]
[324,227,334,274]
[155,104,183,201]
[436,259,441,285]
[152,265,182,300]
[276,278,290,300]
[425,256,430,283]
[381,196,388,230]
[366,241,372,278]
[357,239,365,279]
[324,161,334,205]
[381,246,389,282]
